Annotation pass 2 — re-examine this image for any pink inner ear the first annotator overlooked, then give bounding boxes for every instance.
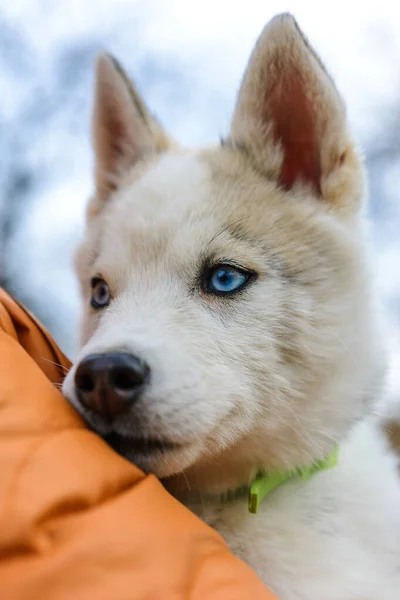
[268,68,321,194]
[103,109,131,164]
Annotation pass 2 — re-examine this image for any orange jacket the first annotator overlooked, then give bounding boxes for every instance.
[0,289,275,600]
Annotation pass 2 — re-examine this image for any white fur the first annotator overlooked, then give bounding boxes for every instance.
[184,420,400,599]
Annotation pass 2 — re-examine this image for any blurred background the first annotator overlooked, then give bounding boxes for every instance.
[0,0,399,402]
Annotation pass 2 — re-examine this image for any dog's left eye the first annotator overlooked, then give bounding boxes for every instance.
[90,277,110,309]
[206,264,254,295]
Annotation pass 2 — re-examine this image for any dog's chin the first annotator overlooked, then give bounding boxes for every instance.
[63,386,206,477]
[103,432,203,478]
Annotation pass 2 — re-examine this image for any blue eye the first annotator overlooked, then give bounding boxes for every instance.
[207,264,253,295]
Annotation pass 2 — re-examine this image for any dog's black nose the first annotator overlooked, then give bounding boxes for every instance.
[74,352,150,418]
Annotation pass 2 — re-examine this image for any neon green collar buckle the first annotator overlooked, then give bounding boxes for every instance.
[248,445,339,514]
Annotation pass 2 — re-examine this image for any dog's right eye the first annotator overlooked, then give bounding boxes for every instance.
[90,277,110,309]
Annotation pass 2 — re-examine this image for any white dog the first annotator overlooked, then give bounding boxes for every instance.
[63,13,400,599]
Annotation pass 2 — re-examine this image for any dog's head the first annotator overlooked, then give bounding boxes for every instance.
[63,14,385,494]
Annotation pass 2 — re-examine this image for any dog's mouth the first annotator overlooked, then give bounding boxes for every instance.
[104,432,178,456]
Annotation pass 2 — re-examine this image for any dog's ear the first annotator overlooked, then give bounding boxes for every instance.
[230,14,362,211]
[92,53,171,206]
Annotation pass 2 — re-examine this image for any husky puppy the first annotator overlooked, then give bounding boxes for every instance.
[63,13,400,599]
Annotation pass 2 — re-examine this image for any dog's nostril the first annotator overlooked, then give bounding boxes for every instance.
[111,367,142,391]
[75,372,95,393]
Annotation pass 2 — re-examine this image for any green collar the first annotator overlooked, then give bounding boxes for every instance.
[172,446,339,513]
[248,445,339,514]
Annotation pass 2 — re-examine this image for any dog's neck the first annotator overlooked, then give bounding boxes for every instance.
[165,445,339,514]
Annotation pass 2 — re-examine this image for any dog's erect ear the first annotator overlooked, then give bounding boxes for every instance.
[92,53,171,204]
[230,14,362,209]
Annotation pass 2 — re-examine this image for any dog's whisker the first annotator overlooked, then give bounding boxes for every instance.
[326,325,358,366]
[181,470,192,493]
[42,357,70,373]
[206,217,248,247]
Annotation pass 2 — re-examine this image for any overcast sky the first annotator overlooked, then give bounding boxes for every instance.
[1,0,399,399]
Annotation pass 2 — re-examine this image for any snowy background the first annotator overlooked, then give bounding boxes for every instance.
[0,0,399,401]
